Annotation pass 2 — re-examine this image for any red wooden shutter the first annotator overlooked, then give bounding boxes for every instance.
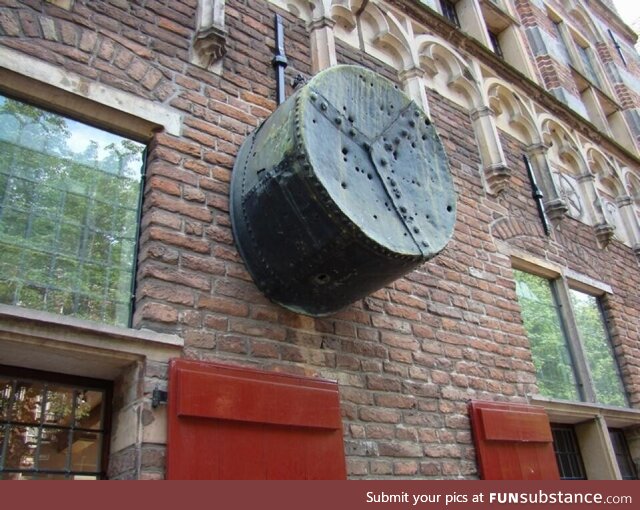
[469,400,560,480]
[167,359,346,479]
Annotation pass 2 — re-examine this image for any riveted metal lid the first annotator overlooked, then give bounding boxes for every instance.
[298,65,456,257]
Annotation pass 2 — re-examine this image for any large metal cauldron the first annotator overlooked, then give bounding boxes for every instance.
[230,65,456,316]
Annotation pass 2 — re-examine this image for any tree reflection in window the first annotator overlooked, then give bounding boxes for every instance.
[0,95,145,326]
[568,290,627,407]
[514,270,580,400]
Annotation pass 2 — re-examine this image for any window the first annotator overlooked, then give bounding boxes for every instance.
[0,94,145,326]
[551,425,587,480]
[488,30,504,58]
[440,0,460,28]
[575,44,600,88]
[513,270,580,400]
[513,269,627,406]
[568,289,626,407]
[609,429,637,480]
[0,366,111,479]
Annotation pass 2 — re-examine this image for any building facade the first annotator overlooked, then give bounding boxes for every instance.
[1,0,640,479]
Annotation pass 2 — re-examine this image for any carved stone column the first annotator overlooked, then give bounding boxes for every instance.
[470,106,510,194]
[191,0,227,73]
[617,195,640,260]
[309,17,337,74]
[526,143,568,222]
[399,66,430,118]
[575,171,616,248]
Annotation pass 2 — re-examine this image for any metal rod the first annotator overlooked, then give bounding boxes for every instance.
[523,154,551,236]
[608,29,627,67]
[273,14,288,105]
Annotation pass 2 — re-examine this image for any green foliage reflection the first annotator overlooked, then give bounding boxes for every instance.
[514,270,580,400]
[0,96,144,325]
[569,290,627,407]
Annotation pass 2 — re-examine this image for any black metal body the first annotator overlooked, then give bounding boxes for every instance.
[230,65,457,316]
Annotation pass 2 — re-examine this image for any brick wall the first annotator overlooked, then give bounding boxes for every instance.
[1,0,640,479]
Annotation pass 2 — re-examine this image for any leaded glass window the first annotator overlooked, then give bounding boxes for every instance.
[514,270,580,400]
[0,94,145,326]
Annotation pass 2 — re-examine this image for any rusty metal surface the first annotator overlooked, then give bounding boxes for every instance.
[230,65,456,316]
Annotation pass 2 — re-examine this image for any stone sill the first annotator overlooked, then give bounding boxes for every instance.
[530,395,640,428]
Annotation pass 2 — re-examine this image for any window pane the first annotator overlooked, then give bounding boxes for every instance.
[38,427,70,471]
[75,390,104,430]
[0,94,144,326]
[71,431,101,472]
[0,378,12,420]
[43,386,75,426]
[514,270,580,400]
[11,381,45,424]
[4,425,38,470]
[569,290,627,407]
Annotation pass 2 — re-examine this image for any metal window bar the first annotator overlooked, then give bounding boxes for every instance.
[551,425,587,480]
[0,372,109,480]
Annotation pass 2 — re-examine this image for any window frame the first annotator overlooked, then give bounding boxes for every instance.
[0,364,113,480]
[512,259,627,407]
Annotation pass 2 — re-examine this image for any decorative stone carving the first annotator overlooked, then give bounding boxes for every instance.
[191,0,227,73]
[595,222,616,248]
[470,106,511,195]
[544,197,569,222]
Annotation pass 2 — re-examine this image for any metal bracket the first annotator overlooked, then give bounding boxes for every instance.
[152,386,168,408]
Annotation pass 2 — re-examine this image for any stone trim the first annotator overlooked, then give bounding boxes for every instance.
[0,46,182,137]
[0,304,182,379]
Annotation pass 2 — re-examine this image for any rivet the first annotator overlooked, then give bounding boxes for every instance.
[384,143,393,151]
[401,130,408,137]
[349,128,356,137]
[389,179,396,186]
[400,206,407,213]
[320,102,328,111]
[413,227,420,234]
[310,92,318,101]
[409,120,416,127]
[380,158,388,166]
[335,117,342,125]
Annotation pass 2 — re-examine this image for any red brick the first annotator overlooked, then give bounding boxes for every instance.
[197,295,249,317]
[137,302,178,323]
[147,226,210,254]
